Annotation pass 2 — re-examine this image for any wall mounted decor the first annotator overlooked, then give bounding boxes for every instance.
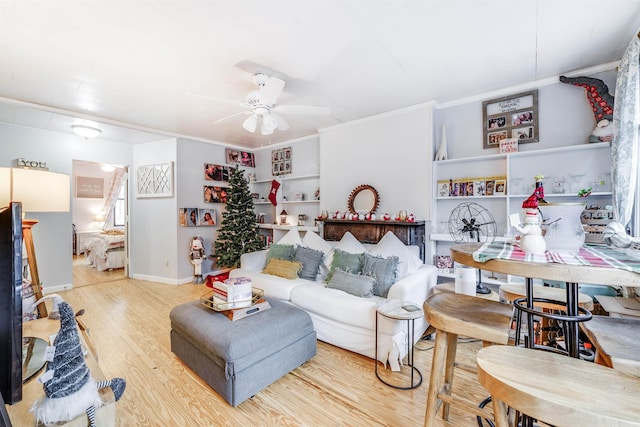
[76,176,104,198]
[136,162,173,198]
[225,149,255,167]
[482,90,539,149]
[204,163,231,182]
[271,147,292,176]
[203,186,228,203]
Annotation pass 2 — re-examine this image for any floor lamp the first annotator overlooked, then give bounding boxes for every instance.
[0,167,70,319]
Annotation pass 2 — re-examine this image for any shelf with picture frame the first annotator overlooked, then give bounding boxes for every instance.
[430,142,613,282]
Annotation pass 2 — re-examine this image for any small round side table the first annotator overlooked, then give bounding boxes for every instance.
[375,299,423,390]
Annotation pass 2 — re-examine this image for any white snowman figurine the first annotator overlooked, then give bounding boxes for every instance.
[513,208,547,255]
[190,236,206,283]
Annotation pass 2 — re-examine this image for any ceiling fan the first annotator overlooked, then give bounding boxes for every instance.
[210,73,331,136]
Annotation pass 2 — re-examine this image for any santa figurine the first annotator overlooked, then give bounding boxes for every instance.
[190,236,206,284]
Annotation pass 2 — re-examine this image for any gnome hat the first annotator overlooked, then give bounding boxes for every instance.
[31,300,102,425]
[559,75,615,122]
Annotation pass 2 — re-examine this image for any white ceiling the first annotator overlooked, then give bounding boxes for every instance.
[1,0,640,148]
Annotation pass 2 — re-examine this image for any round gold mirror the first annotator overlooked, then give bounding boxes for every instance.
[347,184,380,214]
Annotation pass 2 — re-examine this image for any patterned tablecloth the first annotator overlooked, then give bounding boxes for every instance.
[472,242,640,274]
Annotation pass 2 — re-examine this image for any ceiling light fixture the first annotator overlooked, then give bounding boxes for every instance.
[71,125,102,138]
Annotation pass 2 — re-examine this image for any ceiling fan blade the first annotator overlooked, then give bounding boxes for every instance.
[270,112,290,131]
[213,111,250,124]
[185,92,247,108]
[273,104,331,116]
[260,77,285,105]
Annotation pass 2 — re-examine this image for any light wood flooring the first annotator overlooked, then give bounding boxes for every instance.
[22,277,493,426]
[73,254,126,288]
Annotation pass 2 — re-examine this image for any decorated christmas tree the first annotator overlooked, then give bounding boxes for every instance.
[213,167,263,267]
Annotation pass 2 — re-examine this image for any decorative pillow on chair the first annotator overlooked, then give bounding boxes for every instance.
[362,253,399,297]
[294,246,325,281]
[263,258,303,280]
[327,268,375,298]
[326,248,364,282]
[265,243,296,265]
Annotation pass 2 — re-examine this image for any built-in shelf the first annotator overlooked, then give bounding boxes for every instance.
[282,200,320,204]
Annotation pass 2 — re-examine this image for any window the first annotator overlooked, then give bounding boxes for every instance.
[113,184,125,227]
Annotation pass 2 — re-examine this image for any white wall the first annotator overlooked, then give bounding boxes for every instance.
[434,70,617,159]
[175,138,239,281]
[0,123,133,291]
[319,103,434,221]
[130,139,179,284]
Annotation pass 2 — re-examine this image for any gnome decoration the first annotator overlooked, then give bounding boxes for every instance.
[31,297,126,426]
[560,75,615,143]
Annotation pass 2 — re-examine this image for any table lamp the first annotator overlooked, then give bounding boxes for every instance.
[0,167,70,318]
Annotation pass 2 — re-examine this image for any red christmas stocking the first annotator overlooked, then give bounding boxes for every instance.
[268,180,280,206]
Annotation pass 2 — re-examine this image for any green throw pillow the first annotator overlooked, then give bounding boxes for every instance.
[326,249,364,282]
[265,243,296,265]
[327,268,375,298]
[294,246,325,281]
[362,253,399,297]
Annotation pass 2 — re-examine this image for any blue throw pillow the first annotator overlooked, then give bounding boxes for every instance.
[294,246,325,281]
[327,268,375,298]
[362,253,399,297]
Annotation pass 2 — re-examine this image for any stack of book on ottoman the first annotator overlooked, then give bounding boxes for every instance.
[201,276,270,321]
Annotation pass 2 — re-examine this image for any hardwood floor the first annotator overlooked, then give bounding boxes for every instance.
[24,278,492,426]
[72,255,126,287]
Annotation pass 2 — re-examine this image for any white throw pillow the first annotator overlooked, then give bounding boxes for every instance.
[369,231,422,279]
[323,231,367,271]
[277,229,303,247]
[302,231,333,255]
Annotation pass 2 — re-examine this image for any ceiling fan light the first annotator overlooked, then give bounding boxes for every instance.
[242,115,258,133]
[71,125,102,138]
[263,114,278,132]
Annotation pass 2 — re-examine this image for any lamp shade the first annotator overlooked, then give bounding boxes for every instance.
[0,168,70,213]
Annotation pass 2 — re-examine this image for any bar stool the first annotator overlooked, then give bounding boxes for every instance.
[423,293,514,427]
[477,345,640,427]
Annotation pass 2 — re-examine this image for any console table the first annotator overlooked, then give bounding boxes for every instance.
[320,219,426,262]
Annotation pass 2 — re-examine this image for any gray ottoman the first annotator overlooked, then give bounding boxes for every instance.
[170,298,316,406]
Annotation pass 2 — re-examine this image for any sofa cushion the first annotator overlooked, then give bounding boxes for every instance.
[294,246,325,281]
[229,269,313,301]
[263,258,302,279]
[301,231,333,280]
[277,229,303,246]
[266,243,296,264]
[323,231,367,271]
[326,268,375,297]
[362,253,399,298]
[326,248,364,282]
[369,231,422,279]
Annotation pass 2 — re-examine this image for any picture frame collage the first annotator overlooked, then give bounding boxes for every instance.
[437,176,507,198]
[482,90,539,149]
[271,147,292,176]
[203,163,229,204]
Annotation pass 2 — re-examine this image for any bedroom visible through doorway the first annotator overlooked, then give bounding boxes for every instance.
[72,159,128,288]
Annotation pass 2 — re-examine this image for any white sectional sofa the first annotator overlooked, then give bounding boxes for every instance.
[228,229,438,370]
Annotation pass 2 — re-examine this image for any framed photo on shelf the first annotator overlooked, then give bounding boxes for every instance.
[482,90,538,149]
[494,179,506,195]
[225,149,255,167]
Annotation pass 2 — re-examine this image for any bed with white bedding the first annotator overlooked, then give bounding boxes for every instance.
[85,232,126,271]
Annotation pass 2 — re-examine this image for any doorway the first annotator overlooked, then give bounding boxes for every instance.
[72,159,128,288]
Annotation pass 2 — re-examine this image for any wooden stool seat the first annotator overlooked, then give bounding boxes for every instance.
[423,293,514,426]
[499,283,594,311]
[477,345,640,427]
[580,315,640,377]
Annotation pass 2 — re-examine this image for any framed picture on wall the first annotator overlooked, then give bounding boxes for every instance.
[271,147,292,176]
[179,208,198,226]
[197,208,217,226]
[76,176,104,199]
[203,186,228,203]
[482,90,539,149]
